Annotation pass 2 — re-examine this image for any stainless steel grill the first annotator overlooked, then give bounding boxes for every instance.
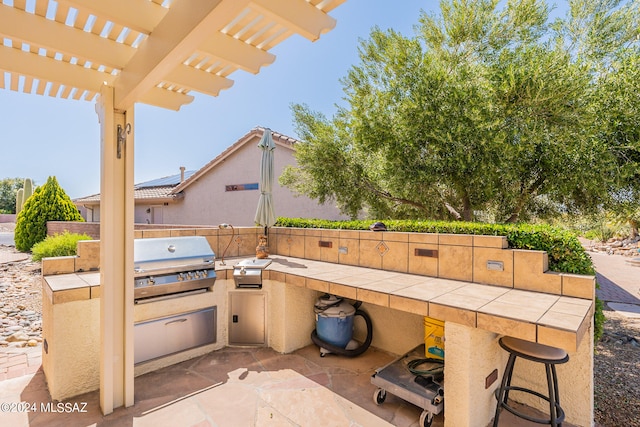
[134,236,216,301]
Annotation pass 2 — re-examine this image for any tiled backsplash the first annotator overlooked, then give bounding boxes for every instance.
[269,227,594,300]
[41,226,595,300]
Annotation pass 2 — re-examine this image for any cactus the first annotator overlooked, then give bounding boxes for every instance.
[16,188,24,214]
[15,178,34,214]
[23,178,33,201]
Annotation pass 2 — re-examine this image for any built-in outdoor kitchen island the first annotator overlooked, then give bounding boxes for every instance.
[41,226,595,427]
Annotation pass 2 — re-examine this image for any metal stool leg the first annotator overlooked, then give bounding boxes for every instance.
[493,353,516,427]
[551,364,564,426]
[546,363,557,426]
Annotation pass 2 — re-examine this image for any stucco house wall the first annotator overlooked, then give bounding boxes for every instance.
[74,127,349,226]
[162,132,337,226]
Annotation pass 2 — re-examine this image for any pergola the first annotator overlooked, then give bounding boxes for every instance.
[0,0,345,414]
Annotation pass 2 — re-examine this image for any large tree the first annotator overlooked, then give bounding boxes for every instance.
[282,0,639,223]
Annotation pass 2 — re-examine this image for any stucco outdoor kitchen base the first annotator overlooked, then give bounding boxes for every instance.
[42,253,594,427]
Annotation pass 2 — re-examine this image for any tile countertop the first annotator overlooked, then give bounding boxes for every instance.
[43,272,101,304]
[43,256,593,353]
[224,256,593,353]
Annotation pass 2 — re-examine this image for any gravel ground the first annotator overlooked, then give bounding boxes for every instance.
[594,307,640,427]
[0,228,639,426]
[0,243,42,349]
[0,256,41,315]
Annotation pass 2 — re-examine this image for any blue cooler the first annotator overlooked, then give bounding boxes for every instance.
[314,295,355,348]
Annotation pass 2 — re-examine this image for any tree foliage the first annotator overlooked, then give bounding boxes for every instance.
[282,0,640,223]
[14,176,84,252]
[594,52,640,236]
[0,178,24,214]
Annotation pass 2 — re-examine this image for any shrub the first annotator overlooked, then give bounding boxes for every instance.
[275,217,604,340]
[14,176,84,252]
[31,231,93,261]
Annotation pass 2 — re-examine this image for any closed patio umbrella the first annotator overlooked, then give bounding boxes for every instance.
[254,128,276,234]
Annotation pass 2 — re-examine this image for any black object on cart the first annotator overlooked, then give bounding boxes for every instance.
[371,344,444,427]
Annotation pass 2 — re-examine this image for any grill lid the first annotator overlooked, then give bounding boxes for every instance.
[134,236,215,274]
[235,258,272,269]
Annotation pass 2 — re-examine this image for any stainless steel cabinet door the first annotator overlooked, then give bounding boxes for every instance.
[229,291,266,345]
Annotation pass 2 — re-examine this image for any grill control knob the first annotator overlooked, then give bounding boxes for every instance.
[148,277,155,285]
[177,273,184,281]
[240,267,247,275]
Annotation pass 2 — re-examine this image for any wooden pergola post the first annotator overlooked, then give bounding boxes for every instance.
[96,84,135,415]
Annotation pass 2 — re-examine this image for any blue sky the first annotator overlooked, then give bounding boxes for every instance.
[0,0,432,199]
[0,1,570,199]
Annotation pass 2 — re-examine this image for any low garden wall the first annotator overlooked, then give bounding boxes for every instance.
[0,214,16,223]
[46,221,212,240]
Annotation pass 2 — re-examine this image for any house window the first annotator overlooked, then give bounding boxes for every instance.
[225,183,259,192]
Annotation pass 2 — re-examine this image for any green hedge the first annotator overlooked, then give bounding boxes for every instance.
[275,217,603,341]
[31,231,93,262]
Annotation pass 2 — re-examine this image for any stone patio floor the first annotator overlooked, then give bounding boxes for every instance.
[0,343,577,427]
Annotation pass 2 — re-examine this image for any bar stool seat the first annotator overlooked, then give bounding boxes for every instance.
[493,336,569,427]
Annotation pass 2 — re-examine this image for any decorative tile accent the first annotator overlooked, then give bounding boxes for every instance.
[376,241,389,256]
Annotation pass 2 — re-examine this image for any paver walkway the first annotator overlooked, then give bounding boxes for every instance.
[589,252,640,306]
[0,345,41,381]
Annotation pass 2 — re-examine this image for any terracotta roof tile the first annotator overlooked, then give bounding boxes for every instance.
[75,185,177,204]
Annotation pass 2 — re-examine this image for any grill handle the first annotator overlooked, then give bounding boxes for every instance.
[165,318,188,326]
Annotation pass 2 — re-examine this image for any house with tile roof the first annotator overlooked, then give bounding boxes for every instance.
[74,127,348,226]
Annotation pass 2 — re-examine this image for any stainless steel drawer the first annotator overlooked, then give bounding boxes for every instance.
[134,307,216,364]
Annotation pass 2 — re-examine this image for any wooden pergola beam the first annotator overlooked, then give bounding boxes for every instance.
[0,45,116,92]
[0,3,135,70]
[60,0,167,34]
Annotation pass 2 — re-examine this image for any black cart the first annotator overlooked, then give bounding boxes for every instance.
[371,344,444,427]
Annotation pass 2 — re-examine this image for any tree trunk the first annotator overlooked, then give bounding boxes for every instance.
[629,219,639,239]
[462,195,472,222]
[505,212,519,223]
[505,176,546,223]
[444,202,462,220]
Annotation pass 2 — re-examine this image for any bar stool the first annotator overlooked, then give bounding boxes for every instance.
[493,336,569,427]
